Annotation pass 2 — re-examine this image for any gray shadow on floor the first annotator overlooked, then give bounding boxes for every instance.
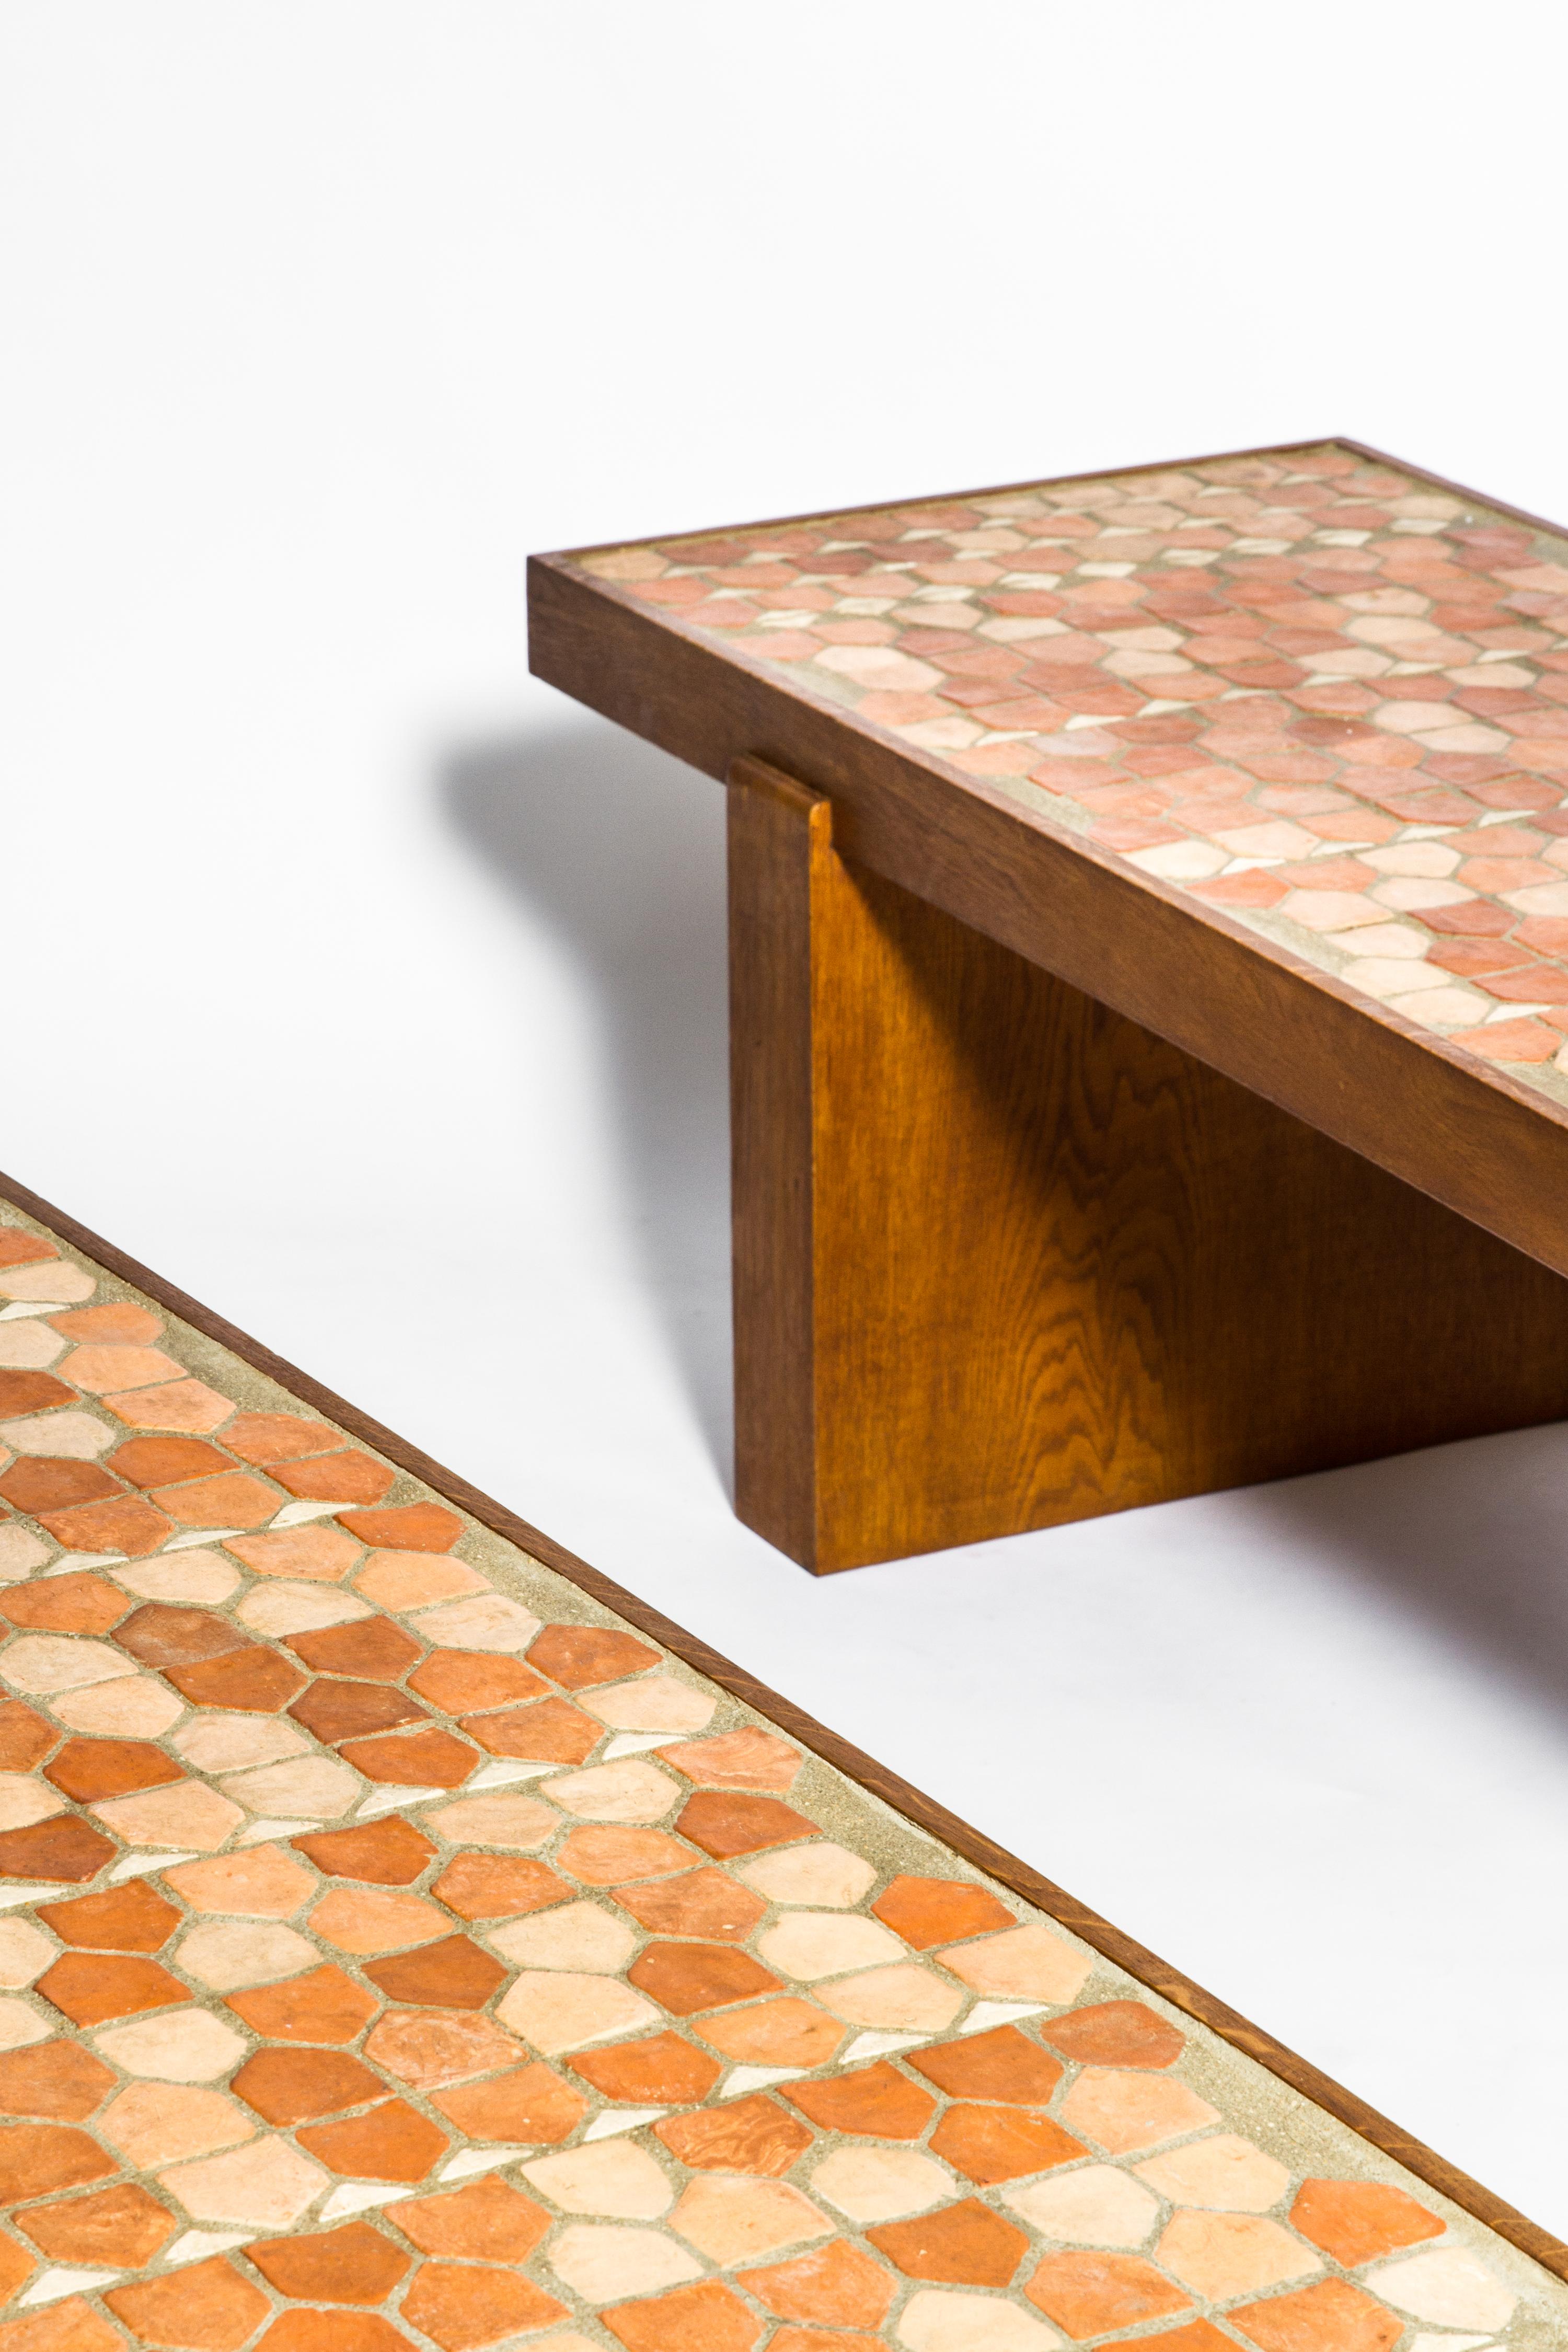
[439,713,734,1488]
[1216,1417,1568,1721]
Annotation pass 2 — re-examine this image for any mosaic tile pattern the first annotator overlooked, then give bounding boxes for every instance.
[568,442,1568,1105]
[0,1206,1561,2352]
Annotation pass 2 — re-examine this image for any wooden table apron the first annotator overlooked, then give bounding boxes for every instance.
[528,511,1568,1573]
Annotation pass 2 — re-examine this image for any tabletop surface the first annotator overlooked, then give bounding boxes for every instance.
[558,441,1568,1113]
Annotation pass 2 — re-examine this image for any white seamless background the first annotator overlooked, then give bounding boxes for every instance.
[4,0,1568,2232]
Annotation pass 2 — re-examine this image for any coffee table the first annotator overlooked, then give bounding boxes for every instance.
[530,439,1568,1573]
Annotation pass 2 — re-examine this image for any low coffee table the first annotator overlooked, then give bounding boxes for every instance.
[529,439,1568,1572]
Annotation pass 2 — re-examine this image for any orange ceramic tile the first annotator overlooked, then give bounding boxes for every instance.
[0,1235,57,1270]
[107,1437,231,1489]
[656,1728,802,1788]
[557,1826,693,1883]
[458,1693,598,1762]
[0,1373,76,1419]
[289,1678,428,1744]
[16,2184,176,2267]
[308,1886,449,1954]
[336,1503,461,1553]
[698,1997,845,2069]
[870,1876,1016,1949]
[101,1378,234,1434]
[244,2222,410,2303]
[149,1472,280,1528]
[162,1846,316,1918]
[600,2281,761,2352]
[739,2242,895,2330]
[252,2317,405,2352]
[568,2032,721,2106]
[363,2009,523,2091]
[362,1933,505,2008]
[387,2174,551,2259]
[929,2104,1087,2185]
[220,1414,337,1465]
[610,1867,766,1944]
[224,1961,378,2043]
[0,2125,114,2203]
[1042,1999,1185,2069]
[866,2200,1030,2288]
[296,2097,448,2183]
[0,1702,54,1773]
[266,1452,394,1504]
[0,1818,116,1881]
[526,1623,661,1688]
[102,2257,270,2351]
[1229,2278,1402,2352]
[1025,2251,1192,2337]
[406,1650,548,1713]
[284,1618,422,1680]
[398,2262,566,2350]
[224,1526,361,1582]
[0,2302,125,2352]
[1288,2177,1446,2265]
[627,1940,781,2015]
[675,1791,817,1858]
[0,1461,119,1513]
[785,2063,937,2141]
[2,1575,128,1637]
[431,1854,572,1920]
[34,1495,172,1558]
[0,2045,116,2123]
[655,2094,813,2176]
[37,1952,188,2027]
[339,1726,474,1786]
[230,2047,385,2124]
[909,2026,1063,2106]
[431,2060,586,2144]
[291,1816,437,1885]
[38,1881,179,1951]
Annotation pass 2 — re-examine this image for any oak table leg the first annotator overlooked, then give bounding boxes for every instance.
[728,755,1568,1574]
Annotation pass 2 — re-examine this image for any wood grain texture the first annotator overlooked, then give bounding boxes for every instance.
[1,1160,1563,2282]
[729,758,1568,1572]
[526,445,1568,1287]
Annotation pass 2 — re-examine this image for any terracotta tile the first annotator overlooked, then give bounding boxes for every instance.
[612,1868,765,1944]
[37,1952,187,2027]
[339,1726,475,1786]
[17,2183,175,2267]
[92,1780,244,1850]
[656,2094,813,2176]
[174,1649,307,1713]
[363,2009,524,2091]
[0,1819,116,1882]
[425,1793,555,1849]
[737,2240,894,2328]
[0,2043,115,2122]
[937,1921,1091,2003]
[291,1818,437,1886]
[1025,2250,1191,2338]
[290,1678,428,1745]
[231,2046,385,2124]
[432,1854,570,1921]
[557,1827,693,1884]
[1043,1999,1184,2069]
[36,1495,174,1558]
[45,1736,183,1801]
[866,2200,1029,2287]
[0,2124,113,2203]
[459,1695,598,1763]
[1288,2177,1445,2266]
[164,1847,316,1919]
[37,1882,179,1952]
[0,2232,31,2308]
[103,1379,235,1435]
[284,1619,421,1680]
[675,1793,816,1858]
[336,1503,460,1553]
[309,1886,450,1954]
[0,2302,123,2352]
[104,2257,271,2351]
[0,1703,54,1773]
[1061,2067,1220,2153]
[267,1453,394,1504]
[432,2059,586,2143]
[225,1962,378,2044]
[1155,2211,1320,2301]
[656,1729,801,1789]
[389,2174,551,2259]
[1006,2163,1162,2247]
[363,1934,506,2008]
[399,2262,566,2351]
[114,1602,249,1669]
[0,1460,119,1514]
[768,2332,883,2352]
[160,2137,328,2229]
[527,1625,660,1688]
[221,1415,337,1466]
[0,1373,76,1419]
[245,2222,410,2303]
[910,2026,1063,2106]
[2,1575,127,1638]
[1230,2278,1402,2352]
[94,2007,248,2081]
[253,2318,405,2352]
[569,2032,721,2106]
[61,1345,188,1395]
[151,1473,281,1529]
[599,2281,760,2352]
[97,2083,252,2169]
[0,1236,57,1272]
[628,1941,781,2015]
[353,1554,485,1611]
[496,1970,660,2054]
[224,1527,361,1582]
[296,2098,448,2182]
[786,2061,936,2141]
[698,1998,845,2069]
[108,1438,230,1489]
[930,2103,1086,2185]
[407,1650,547,1713]
[670,2174,828,2265]
[52,1674,184,1736]
[1137,2134,1289,2212]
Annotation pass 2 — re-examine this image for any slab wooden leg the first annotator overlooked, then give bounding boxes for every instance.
[727,755,1568,1574]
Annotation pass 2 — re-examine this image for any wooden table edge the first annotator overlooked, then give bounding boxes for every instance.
[4,1159,1564,2286]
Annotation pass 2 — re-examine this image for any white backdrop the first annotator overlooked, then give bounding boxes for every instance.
[5,1,1568,2229]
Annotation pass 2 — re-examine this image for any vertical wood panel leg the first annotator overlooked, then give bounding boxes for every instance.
[729,756,1568,1574]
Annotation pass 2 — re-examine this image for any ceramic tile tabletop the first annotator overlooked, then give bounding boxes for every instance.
[564,441,1568,1108]
[0,1202,1561,2352]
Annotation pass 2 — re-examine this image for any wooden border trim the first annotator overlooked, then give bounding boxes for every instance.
[2,1161,1564,2282]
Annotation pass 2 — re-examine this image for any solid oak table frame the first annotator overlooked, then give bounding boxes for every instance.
[529,439,1568,1573]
